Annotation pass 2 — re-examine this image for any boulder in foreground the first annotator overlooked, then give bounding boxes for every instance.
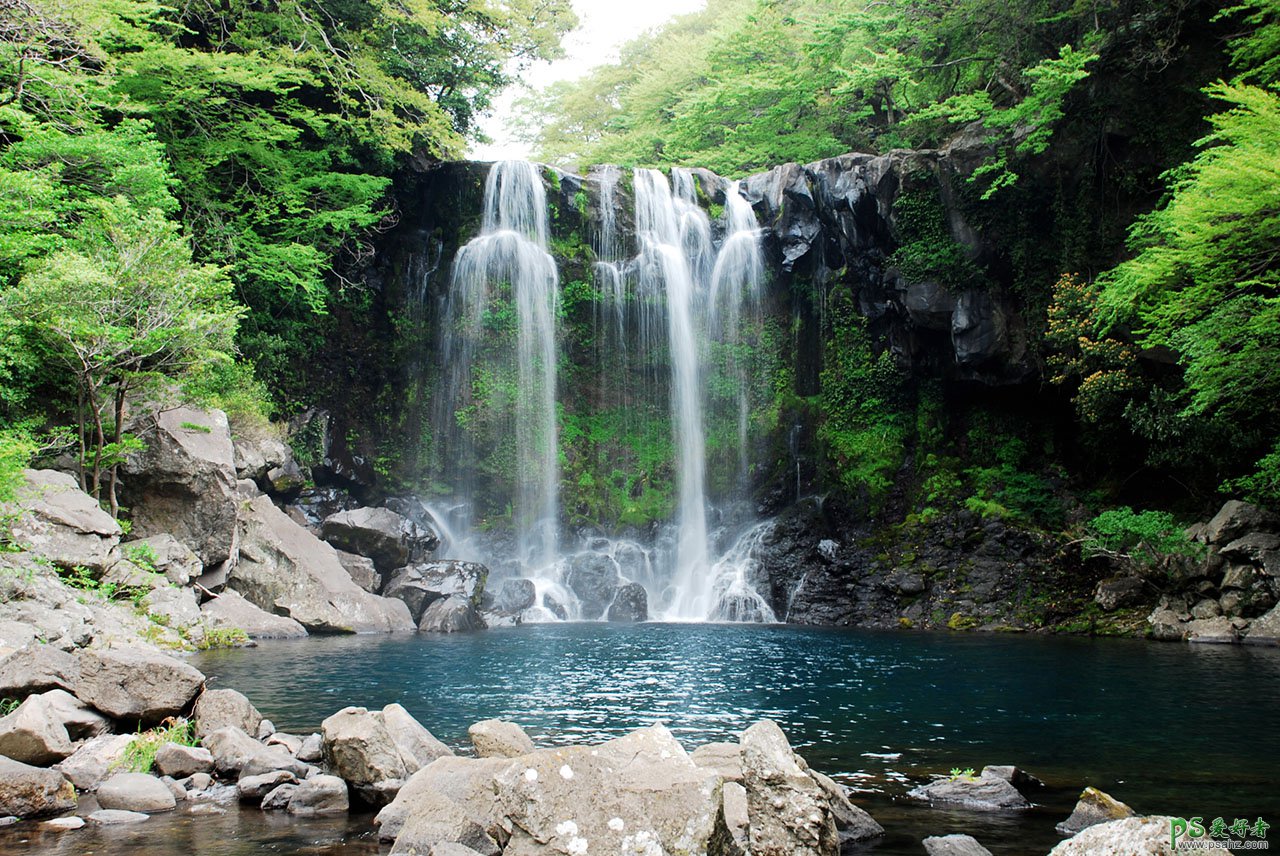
[0,756,77,818]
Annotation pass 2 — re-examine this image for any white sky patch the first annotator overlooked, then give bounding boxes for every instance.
[469,0,707,161]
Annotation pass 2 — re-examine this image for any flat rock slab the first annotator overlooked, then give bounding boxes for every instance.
[200,590,307,640]
[908,773,1031,811]
[41,816,86,831]
[89,809,150,825]
[0,645,79,697]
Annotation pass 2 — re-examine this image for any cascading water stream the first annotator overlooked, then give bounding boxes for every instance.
[438,161,560,571]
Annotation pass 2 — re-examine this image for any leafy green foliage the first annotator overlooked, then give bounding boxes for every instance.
[1082,506,1200,568]
[819,289,908,503]
[197,626,250,650]
[114,717,197,773]
[0,428,34,506]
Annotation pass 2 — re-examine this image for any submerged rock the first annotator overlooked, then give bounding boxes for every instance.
[923,834,994,855]
[908,771,1031,811]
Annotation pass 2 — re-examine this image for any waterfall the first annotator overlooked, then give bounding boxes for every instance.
[438,160,560,571]
[428,160,774,623]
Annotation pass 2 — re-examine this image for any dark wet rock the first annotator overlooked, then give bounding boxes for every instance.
[493,578,536,614]
[1056,786,1136,836]
[1204,501,1278,546]
[261,783,298,811]
[419,596,485,633]
[565,552,621,619]
[907,771,1031,811]
[1095,575,1147,611]
[606,581,648,622]
[321,507,439,573]
[385,561,488,622]
[812,770,883,845]
[980,765,1043,792]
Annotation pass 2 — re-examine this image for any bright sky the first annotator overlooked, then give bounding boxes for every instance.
[468,0,707,161]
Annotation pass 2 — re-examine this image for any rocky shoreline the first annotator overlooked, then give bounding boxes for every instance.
[0,641,1180,855]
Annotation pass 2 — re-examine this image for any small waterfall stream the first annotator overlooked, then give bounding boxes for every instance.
[430,160,774,622]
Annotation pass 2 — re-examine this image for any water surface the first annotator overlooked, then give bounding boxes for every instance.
[6,624,1278,855]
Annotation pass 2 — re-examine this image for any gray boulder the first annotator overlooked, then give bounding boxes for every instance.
[0,694,74,765]
[1095,576,1147,611]
[376,756,514,842]
[193,688,263,739]
[812,770,883,844]
[923,834,994,855]
[1186,616,1238,644]
[122,406,240,569]
[320,507,439,572]
[199,589,308,640]
[6,469,121,572]
[1047,816,1178,855]
[55,734,136,790]
[265,732,304,755]
[75,647,205,723]
[467,719,535,759]
[141,586,202,631]
[322,704,449,805]
[981,765,1043,791]
[130,534,202,585]
[336,550,381,593]
[230,495,415,633]
[492,578,536,614]
[287,774,349,816]
[386,561,488,622]
[907,771,1031,811]
[565,552,620,619]
[691,742,743,782]
[233,433,293,482]
[1055,787,1137,836]
[154,743,214,778]
[606,581,648,622]
[42,689,109,740]
[1204,501,1277,545]
[1245,603,1280,644]
[238,770,298,802]
[0,756,76,818]
[740,719,839,856]
[0,644,79,698]
[710,780,750,856]
[41,816,86,831]
[298,733,324,762]
[203,726,271,776]
[389,790,501,856]
[419,596,485,633]
[261,783,298,811]
[96,773,177,813]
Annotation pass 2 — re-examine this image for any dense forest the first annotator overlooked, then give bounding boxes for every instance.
[2,0,1279,558]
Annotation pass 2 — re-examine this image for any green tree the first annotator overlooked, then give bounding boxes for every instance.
[0,197,240,514]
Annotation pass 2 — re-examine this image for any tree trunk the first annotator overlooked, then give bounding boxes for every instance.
[107,381,127,519]
[88,383,105,500]
[75,383,88,493]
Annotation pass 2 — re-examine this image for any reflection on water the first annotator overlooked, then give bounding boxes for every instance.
[3,624,1277,856]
